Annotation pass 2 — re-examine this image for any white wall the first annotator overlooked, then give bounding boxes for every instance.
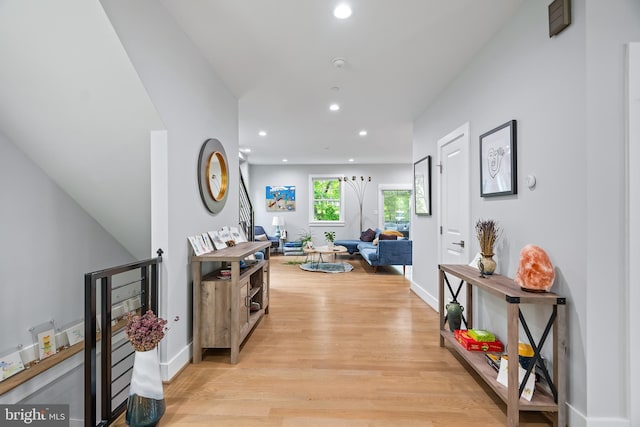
[0,132,134,422]
[250,164,412,246]
[627,41,640,427]
[584,1,640,424]
[412,0,640,423]
[101,0,239,380]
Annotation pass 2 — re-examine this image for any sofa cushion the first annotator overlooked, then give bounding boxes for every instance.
[360,228,376,242]
[359,246,378,262]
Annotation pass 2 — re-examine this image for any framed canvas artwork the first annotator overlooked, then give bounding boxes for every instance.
[480,120,517,197]
[414,155,432,216]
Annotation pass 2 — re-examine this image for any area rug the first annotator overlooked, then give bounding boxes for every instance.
[299,262,353,273]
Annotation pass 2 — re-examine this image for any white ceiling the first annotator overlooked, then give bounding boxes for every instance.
[0,0,522,258]
[162,0,523,165]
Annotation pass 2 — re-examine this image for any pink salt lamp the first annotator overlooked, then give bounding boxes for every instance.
[515,244,555,292]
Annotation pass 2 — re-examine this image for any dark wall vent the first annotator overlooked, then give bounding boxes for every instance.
[549,0,571,37]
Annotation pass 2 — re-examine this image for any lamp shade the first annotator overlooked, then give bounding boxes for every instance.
[272,216,284,226]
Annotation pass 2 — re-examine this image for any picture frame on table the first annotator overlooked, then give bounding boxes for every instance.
[480,120,517,197]
[413,155,432,216]
[207,231,227,250]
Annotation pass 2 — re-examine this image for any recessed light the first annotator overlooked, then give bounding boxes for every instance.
[359,130,367,136]
[329,103,340,111]
[258,130,267,137]
[348,158,355,162]
[332,58,346,68]
[333,4,352,19]
[282,158,288,162]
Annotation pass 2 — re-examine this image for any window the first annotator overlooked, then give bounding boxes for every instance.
[309,175,344,225]
[378,185,412,238]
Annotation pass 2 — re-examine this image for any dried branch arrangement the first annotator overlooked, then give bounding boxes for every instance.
[475,219,501,256]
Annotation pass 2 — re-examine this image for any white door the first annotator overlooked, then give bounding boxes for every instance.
[438,123,470,265]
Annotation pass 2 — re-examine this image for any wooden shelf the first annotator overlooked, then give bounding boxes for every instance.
[202,260,266,283]
[441,331,557,412]
[249,286,261,299]
[0,315,132,396]
[438,264,566,427]
[0,343,83,396]
[192,241,271,364]
[439,264,564,305]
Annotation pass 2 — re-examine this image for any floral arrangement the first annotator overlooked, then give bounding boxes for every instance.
[324,231,336,243]
[124,310,178,352]
[475,219,501,256]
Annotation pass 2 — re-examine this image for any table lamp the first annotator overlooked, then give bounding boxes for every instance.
[272,216,284,239]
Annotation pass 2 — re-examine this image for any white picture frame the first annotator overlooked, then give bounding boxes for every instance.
[230,227,247,243]
[0,350,25,381]
[208,231,227,249]
[201,233,215,252]
[37,329,57,360]
[188,235,208,255]
[65,322,85,346]
[496,356,535,401]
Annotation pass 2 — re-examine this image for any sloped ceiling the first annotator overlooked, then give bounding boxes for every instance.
[0,0,164,258]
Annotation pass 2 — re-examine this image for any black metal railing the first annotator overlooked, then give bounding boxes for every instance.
[239,170,254,241]
[84,249,162,427]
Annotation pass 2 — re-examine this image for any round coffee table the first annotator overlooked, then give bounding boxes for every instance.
[303,245,349,270]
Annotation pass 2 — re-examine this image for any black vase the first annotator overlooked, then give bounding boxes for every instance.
[126,394,165,427]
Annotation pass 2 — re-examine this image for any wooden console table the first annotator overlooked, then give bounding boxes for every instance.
[191,241,271,364]
[438,264,566,427]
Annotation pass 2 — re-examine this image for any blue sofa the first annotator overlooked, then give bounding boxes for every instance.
[335,230,412,274]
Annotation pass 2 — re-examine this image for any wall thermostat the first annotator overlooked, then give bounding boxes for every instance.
[526,175,537,189]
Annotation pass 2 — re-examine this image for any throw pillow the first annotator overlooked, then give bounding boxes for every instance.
[360,228,376,242]
[255,233,268,241]
[382,230,404,237]
[379,233,398,240]
[372,237,379,246]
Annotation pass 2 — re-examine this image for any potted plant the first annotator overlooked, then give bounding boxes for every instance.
[324,231,336,249]
[299,230,314,249]
[475,219,500,275]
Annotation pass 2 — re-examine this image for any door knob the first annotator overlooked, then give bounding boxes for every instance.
[452,240,465,248]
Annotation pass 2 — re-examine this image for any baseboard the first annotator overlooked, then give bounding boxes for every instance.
[567,402,630,427]
[409,281,438,311]
[160,343,191,382]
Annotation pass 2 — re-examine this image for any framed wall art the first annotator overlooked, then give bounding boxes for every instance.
[414,155,432,216]
[266,185,296,211]
[480,120,517,197]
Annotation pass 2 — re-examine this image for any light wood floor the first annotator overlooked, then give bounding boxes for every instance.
[117,255,552,426]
